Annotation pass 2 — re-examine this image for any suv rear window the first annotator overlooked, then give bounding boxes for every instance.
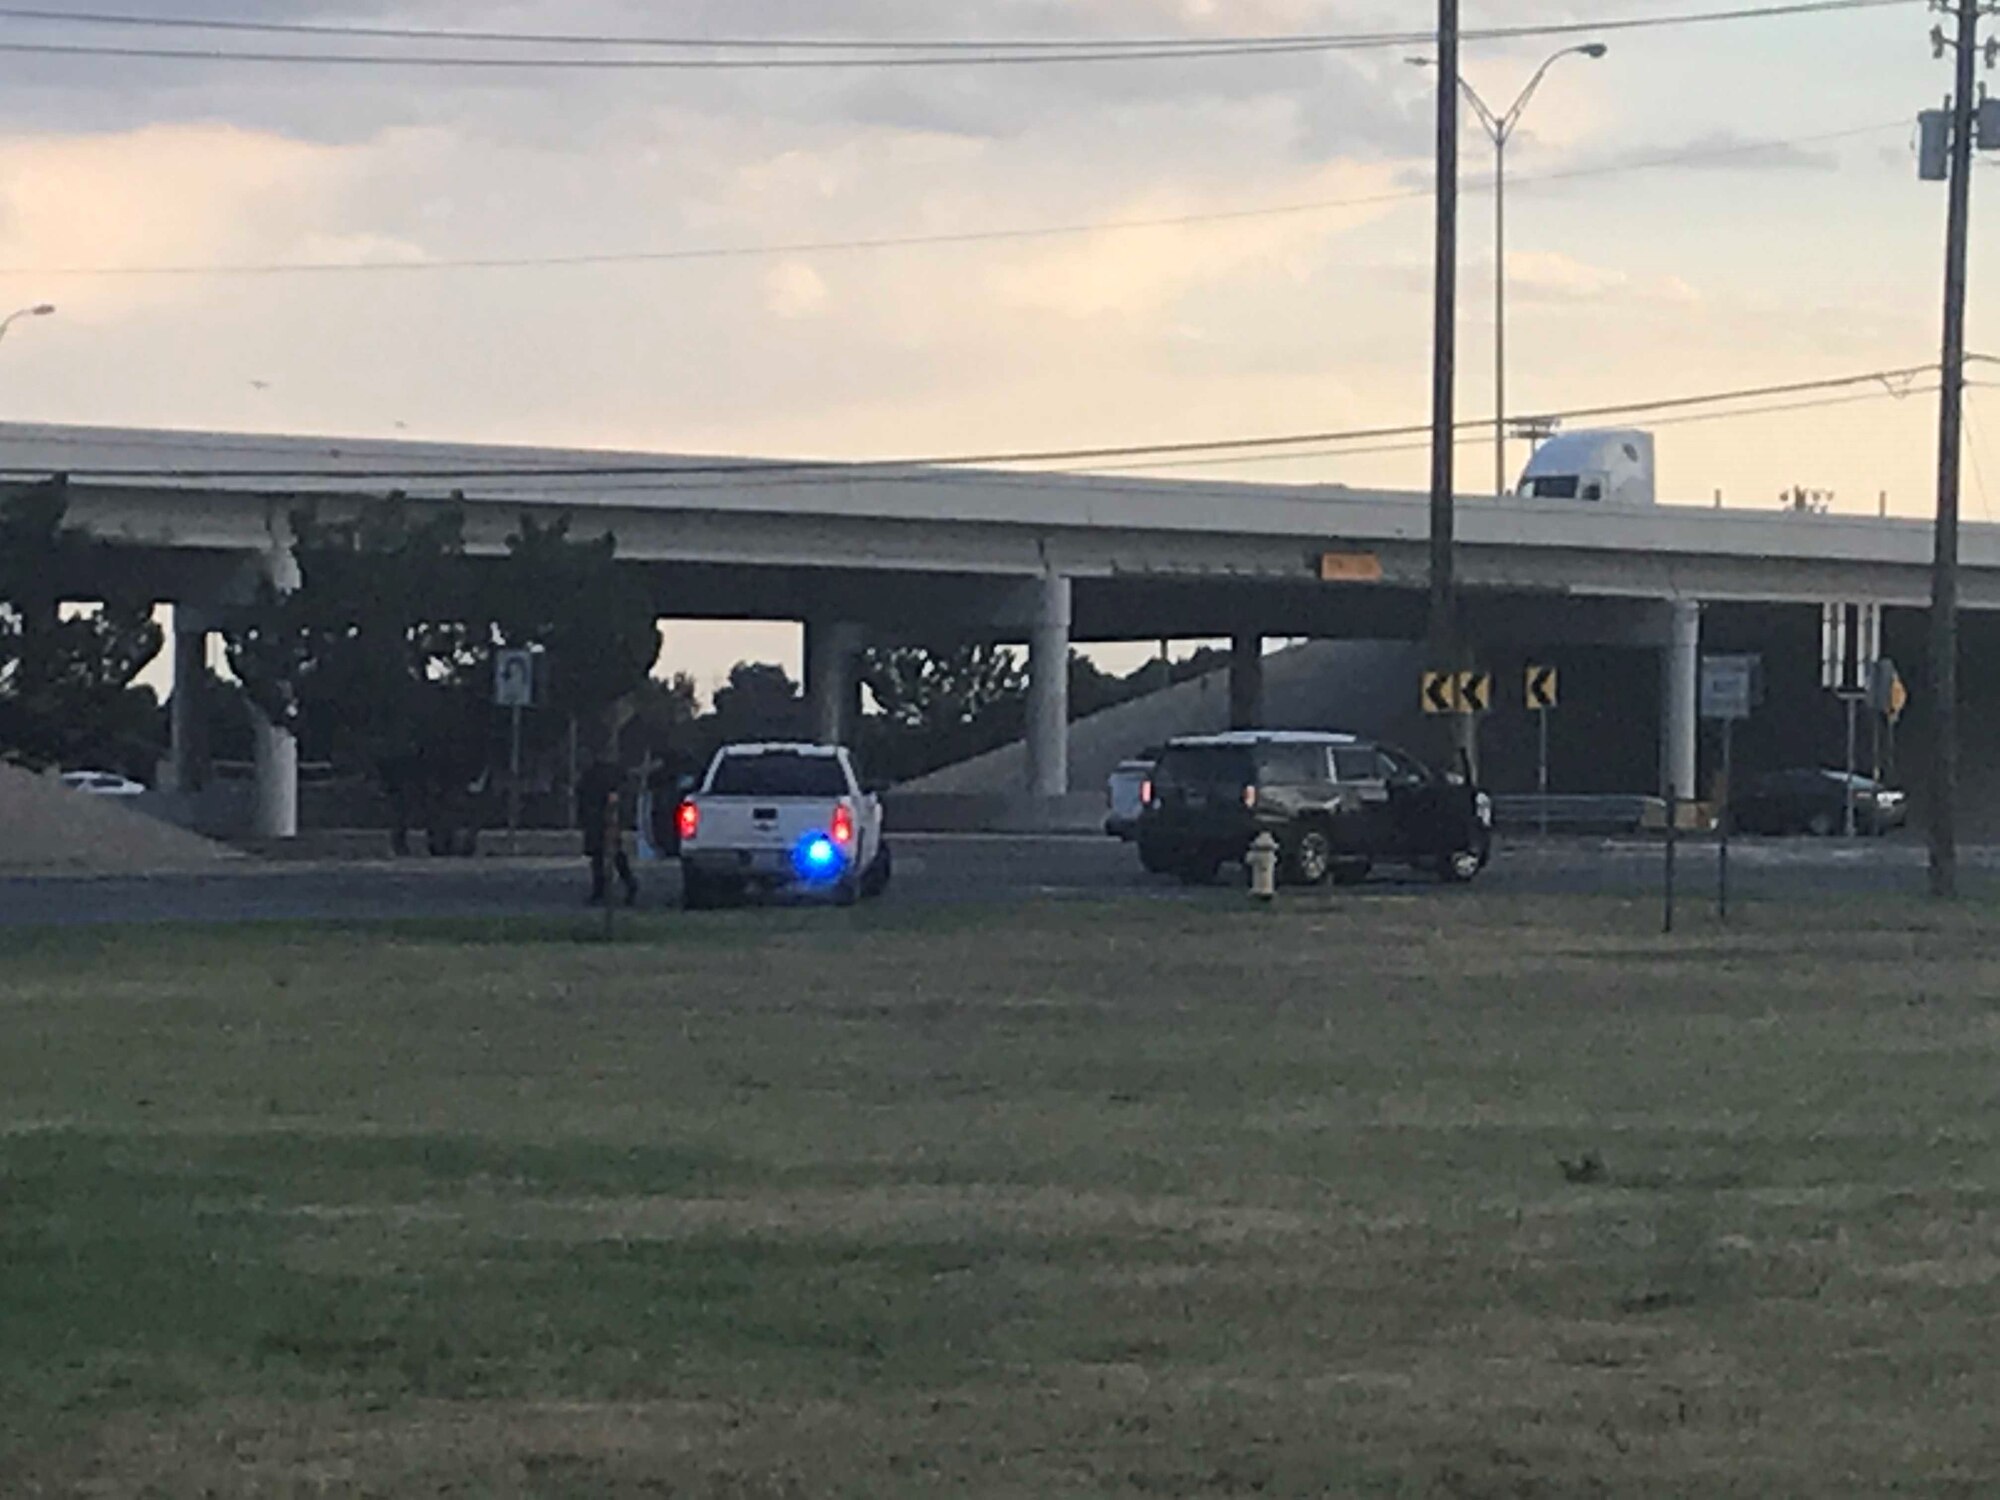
[1256,744,1329,783]
[1154,745,1254,791]
[708,752,848,797]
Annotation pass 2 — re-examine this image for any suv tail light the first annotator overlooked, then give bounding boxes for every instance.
[830,803,856,848]
[1242,785,1259,810]
[1139,778,1154,809]
[676,799,700,841]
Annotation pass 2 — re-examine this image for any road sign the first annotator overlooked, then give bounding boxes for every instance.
[1870,657,1909,722]
[495,648,536,709]
[1700,654,1757,722]
[1525,665,1559,711]
[1318,551,1384,583]
[1821,602,1881,693]
[1422,671,1458,716]
[1457,671,1492,715]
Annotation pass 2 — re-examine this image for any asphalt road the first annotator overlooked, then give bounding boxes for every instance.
[0,832,1989,931]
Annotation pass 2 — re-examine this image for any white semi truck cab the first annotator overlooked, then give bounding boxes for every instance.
[1515,429,1656,506]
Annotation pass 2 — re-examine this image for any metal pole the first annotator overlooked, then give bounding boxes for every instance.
[1663,787,1678,935]
[602,788,619,941]
[508,702,523,857]
[1494,131,1508,500]
[1844,696,1859,838]
[1428,0,1464,741]
[1538,705,1550,838]
[1930,0,1979,899]
[1720,720,1736,924]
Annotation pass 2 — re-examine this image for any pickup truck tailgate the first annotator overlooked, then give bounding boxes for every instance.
[694,798,829,853]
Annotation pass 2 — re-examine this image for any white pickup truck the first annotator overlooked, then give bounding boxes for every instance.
[675,742,891,910]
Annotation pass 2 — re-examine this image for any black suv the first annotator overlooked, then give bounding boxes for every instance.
[1135,732,1493,887]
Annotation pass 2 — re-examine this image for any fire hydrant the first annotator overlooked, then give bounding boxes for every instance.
[1246,832,1280,902]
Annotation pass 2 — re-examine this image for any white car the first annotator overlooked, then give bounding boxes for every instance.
[676,742,891,909]
[59,769,146,797]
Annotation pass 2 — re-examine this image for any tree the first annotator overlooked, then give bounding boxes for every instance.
[856,644,1027,782]
[710,662,805,740]
[227,499,669,850]
[859,644,1026,732]
[625,671,702,768]
[0,480,165,773]
[225,495,489,851]
[487,515,663,752]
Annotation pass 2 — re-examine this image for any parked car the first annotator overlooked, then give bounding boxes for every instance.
[1104,746,1163,841]
[1729,768,1908,837]
[1135,731,1493,887]
[58,769,146,798]
[676,742,891,909]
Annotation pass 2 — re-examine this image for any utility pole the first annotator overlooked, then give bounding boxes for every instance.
[1428,0,1464,768]
[1927,0,1987,898]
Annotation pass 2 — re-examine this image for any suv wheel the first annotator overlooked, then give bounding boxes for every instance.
[1806,810,1837,837]
[1283,826,1333,887]
[1138,840,1173,876]
[1440,848,1483,884]
[1176,857,1222,886]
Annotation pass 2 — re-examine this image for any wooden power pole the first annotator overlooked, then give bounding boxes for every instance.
[1429,0,1464,767]
[1929,0,1981,898]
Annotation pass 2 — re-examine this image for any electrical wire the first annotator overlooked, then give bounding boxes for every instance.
[0,121,1901,280]
[1079,384,1944,473]
[0,0,1920,69]
[0,363,1945,484]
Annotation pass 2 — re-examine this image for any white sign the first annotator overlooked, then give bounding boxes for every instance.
[1701,654,1757,722]
[1820,602,1880,694]
[495,648,536,709]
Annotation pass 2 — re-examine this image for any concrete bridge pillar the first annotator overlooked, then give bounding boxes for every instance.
[165,605,213,795]
[806,620,865,747]
[1026,573,1072,797]
[1661,599,1701,803]
[1229,633,1264,729]
[249,546,301,840]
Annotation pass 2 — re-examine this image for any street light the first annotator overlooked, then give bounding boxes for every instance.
[1410,46,1606,498]
[0,303,55,344]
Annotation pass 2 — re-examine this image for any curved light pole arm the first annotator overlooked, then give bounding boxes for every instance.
[1456,77,1504,144]
[1498,45,1604,142]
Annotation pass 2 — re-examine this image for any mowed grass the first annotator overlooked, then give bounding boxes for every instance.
[3,892,2000,1496]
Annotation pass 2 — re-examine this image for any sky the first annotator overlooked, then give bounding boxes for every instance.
[0,0,1980,693]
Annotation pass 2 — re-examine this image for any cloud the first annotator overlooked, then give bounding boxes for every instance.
[1563,128,1847,176]
[1505,250,1702,308]
[983,161,1408,319]
[763,261,829,319]
[0,123,381,314]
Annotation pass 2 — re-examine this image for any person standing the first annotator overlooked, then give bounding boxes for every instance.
[577,758,638,906]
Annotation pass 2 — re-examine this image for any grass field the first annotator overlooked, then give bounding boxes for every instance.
[4,891,2000,1496]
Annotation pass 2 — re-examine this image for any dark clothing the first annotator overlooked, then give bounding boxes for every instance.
[577,762,638,904]
[577,762,624,855]
[590,845,638,906]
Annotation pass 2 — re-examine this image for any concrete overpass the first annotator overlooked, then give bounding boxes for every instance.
[2,420,1982,837]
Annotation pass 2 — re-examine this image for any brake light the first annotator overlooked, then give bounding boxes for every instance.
[1242,785,1259,810]
[830,803,856,847]
[1140,779,1154,808]
[676,799,700,841]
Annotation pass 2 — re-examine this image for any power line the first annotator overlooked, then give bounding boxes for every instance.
[0,363,1944,483]
[1082,383,1944,473]
[0,1,1920,69]
[0,121,1901,279]
[0,7,1420,51]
